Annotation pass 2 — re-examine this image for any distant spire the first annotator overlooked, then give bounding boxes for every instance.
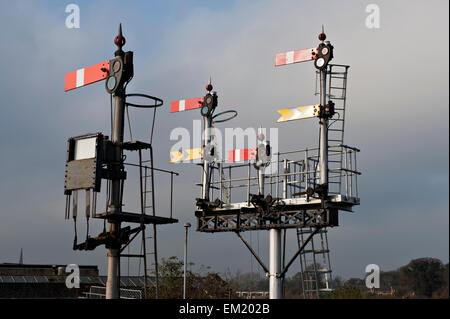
[19,248,23,264]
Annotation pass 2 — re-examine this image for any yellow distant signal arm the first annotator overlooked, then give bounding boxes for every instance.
[170,147,203,163]
[276,104,320,123]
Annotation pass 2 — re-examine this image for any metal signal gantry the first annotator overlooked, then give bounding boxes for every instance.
[63,24,178,299]
[193,28,360,299]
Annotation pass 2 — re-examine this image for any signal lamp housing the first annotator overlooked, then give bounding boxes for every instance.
[314,43,334,70]
[200,92,218,117]
[105,57,123,94]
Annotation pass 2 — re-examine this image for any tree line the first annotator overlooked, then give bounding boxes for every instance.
[147,256,449,299]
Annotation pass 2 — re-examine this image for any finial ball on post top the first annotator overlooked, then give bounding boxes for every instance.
[318,32,326,41]
[319,25,326,42]
[114,24,126,56]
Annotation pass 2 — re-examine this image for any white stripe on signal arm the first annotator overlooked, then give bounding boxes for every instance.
[228,148,257,162]
[235,150,240,162]
[76,68,84,88]
[286,51,294,64]
[179,100,185,112]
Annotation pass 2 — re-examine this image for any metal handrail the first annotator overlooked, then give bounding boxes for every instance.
[204,144,360,202]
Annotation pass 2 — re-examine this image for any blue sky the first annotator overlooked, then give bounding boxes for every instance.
[0,0,448,281]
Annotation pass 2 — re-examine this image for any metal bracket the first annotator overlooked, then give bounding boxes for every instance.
[250,194,280,220]
[101,168,127,180]
[72,225,138,251]
[196,198,222,211]
[235,231,270,274]
[318,100,335,119]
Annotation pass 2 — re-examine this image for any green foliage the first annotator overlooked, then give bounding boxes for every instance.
[148,256,233,299]
[379,270,400,290]
[444,263,449,284]
[325,285,365,299]
[150,256,183,298]
[228,271,268,291]
[147,257,449,299]
[345,277,365,288]
[283,272,303,298]
[432,285,448,299]
[399,258,446,297]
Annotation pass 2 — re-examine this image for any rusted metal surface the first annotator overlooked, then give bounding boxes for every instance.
[65,158,98,191]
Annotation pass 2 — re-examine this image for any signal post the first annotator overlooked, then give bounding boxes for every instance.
[63,25,178,299]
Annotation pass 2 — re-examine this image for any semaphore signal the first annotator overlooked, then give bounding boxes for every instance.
[63,24,178,299]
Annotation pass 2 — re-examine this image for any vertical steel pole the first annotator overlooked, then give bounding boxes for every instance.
[283,159,288,198]
[105,24,129,299]
[247,164,251,204]
[259,160,281,299]
[305,149,309,191]
[170,173,174,219]
[202,116,212,200]
[106,91,125,299]
[344,147,349,198]
[269,228,282,299]
[183,227,187,299]
[258,167,264,195]
[219,162,223,202]
[183,223,191,299]
[349,151,353,198]
[354,150,359,199]
[319,68,328,190]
